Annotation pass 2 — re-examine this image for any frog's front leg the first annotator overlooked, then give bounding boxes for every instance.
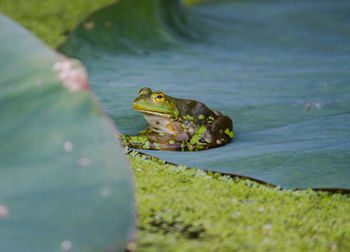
[121,130,181,151]
[120,134,150,150]
[121,121,190,151]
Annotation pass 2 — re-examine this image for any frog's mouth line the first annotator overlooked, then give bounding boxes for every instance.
[134,109,174,118]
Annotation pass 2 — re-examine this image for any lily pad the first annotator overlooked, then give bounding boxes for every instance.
[0,15,134,251]
[59,0,350,189]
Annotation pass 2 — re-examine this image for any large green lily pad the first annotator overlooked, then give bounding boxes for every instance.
[0,15,134,251]
[59,0,350,189]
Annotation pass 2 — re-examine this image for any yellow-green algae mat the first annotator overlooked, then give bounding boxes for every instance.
[59,0,350,190]
[0,15,134,251]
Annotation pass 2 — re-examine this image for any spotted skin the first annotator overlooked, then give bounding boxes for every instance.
[122,87,233,151]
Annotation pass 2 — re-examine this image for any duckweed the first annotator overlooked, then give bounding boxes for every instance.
[153,142,160,150]
[143,140,151,149]
[130,153,350,252]
[189,125,207,145]
[224,128,234,138]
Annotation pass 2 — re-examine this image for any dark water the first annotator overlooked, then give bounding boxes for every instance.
[60,0,350,189]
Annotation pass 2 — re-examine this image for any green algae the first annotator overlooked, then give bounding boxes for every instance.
[129,152,350,252]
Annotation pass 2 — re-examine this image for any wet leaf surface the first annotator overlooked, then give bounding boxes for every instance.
[59,0,350,189]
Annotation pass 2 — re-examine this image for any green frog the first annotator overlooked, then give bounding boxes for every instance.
[121,87,233,151]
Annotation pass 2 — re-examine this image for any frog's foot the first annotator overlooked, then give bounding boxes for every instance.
[120,134,155,150]
[120,134,198,151]
[120,133,172,150]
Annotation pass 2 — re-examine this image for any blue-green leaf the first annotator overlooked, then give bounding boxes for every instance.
[0,15,134,251]
[59,0,350,189]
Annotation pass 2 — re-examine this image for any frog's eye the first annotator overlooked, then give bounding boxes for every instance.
[139,87,152,96]
[153,92,165,103]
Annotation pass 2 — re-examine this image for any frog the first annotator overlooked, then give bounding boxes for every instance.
[121,87,234,151]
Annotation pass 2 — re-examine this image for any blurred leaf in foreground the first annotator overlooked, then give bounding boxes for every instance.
[0,14,134,252]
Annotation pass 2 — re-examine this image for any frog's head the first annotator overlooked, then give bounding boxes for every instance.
[133,88,179,130]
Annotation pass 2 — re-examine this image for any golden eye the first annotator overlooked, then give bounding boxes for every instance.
[153,92,165,103]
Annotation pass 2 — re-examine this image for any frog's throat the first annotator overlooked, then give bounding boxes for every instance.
[139,111,176,134]
[134,109,175,118]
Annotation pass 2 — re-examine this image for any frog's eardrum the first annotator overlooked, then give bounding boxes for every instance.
[59,0,350,190]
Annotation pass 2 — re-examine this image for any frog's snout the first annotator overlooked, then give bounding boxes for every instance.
[132,99,139,110]
[132,97,143,111]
